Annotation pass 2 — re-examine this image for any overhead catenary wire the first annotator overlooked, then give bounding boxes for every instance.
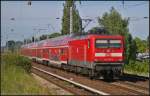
[78,1,148,9]
[124,2,148,7]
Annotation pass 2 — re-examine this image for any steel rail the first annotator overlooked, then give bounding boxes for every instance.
[110,82,149,95]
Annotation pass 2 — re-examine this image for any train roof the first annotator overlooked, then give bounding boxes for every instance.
[21,33,123,48]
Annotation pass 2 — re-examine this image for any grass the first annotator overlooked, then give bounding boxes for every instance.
[124,60,149,77]
[1,52,148,95]
[1,52,51,95]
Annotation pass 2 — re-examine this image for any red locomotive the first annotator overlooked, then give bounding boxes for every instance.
[21,33,124,79]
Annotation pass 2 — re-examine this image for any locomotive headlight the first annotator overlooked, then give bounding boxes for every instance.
[95,53,105,57]
[111,53,122,57]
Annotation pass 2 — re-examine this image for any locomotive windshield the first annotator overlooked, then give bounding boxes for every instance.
[109,40,121,48]
[95,39,121,48]
[95,40,108,48]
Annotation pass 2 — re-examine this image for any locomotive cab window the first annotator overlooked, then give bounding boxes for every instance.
[109,40,121,48]
[95,40,108,48]
[95,39,121,48]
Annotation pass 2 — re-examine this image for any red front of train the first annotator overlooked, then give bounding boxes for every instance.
[68,35,124,78]
[93,35,124,77]
[21,34,124,79]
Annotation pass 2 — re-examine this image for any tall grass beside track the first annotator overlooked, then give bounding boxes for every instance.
[124,60,149,77]
[1,52,51,95]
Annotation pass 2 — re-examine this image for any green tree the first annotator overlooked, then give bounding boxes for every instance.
[134,37,147,53]
[32,36,35,42]
[34,38,39,42]
[48,33,61,38]
[6,40,15,52]
[23,39,27,44]
[124,33,134,64]
[61,0,82,35]
[15,41,23,49]
[39,34,48,40]
[88,27,108,34]
[130,39,137,61]
[97,7,137,63]
[147,35,149,52]
[98,7,129,35]
[147,35,149,45]
[26,39,32,44]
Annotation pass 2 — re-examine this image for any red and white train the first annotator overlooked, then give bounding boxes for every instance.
[21,34,124,79]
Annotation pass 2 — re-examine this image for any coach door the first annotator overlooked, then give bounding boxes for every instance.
[69,40,87,67]
[48,49,51,60]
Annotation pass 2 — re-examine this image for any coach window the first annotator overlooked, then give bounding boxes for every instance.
[43,49,47,53]
[43,49,45,53]
[48,49,51,57]
[40,50,42,57]
[46,49,49,53]
[61,48,64,55]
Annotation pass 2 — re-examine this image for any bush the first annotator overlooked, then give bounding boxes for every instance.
[16,56,32,73]
[124,60,149,74]
[2,53,32,73]
[1,53,51,95]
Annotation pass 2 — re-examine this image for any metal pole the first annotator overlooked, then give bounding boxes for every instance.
[47,34,49,40]
[70,7,73,35]
[37,29,40,41]
[6,34,8,52]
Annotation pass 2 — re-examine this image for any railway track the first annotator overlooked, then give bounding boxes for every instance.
[32,62,149,95]
[32,66,109,95]
[110,81,149,95]
[107,73,149,95]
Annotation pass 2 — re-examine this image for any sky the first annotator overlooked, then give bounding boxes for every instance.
[1,1,149,46]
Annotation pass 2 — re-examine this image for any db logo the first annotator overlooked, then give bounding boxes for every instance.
[107,49,110,52]
[106,53,111,56]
